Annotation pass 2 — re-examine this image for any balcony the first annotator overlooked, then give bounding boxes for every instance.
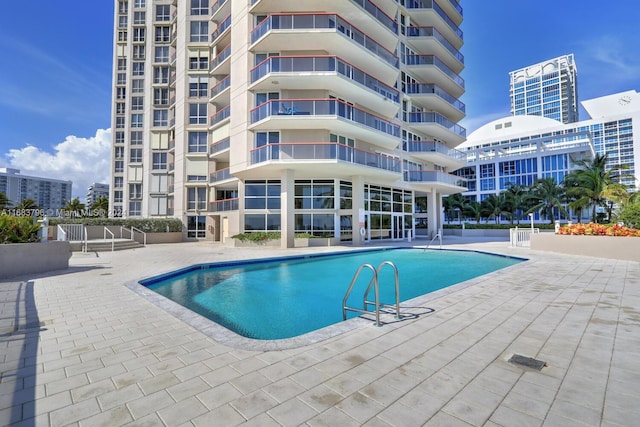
[209,75,230,106]
[249,0,398,51]
[404,54,464,97]
[209,168,232,184]
[407,111,466,144]
[209,106,230,129]
[250,13,399,85]
[239,143,401,180]
[209,197,238,212]
[249,56,399,116]
[250,99,401,151]
[168,162,175,174]
[209,137,230,161]
[406,26,464,72]
[404,170,467,194]
[403,0,463,48]
[210,14,231,45]
[405,83,465,121]
[210,0,230,22]
[402,140,466,169]
[210,44,231,75]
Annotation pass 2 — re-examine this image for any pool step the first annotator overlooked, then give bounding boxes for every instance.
[70,239,145,252]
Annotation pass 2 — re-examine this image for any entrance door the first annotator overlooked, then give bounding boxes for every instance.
[222,217,229,243]
[392,213,404,240]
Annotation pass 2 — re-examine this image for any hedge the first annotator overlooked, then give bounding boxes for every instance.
[47,217,184,233]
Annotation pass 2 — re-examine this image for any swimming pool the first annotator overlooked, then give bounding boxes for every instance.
[139,248,524,341]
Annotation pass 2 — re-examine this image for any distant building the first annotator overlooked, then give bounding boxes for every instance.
[510,54,579,124]
[0,168,72,212]
[86,183,110,206]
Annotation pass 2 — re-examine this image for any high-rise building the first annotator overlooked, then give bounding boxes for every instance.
[0,168,72,212]
[110,0,466,246]
[86,183,110,206]
[510,54,579,124]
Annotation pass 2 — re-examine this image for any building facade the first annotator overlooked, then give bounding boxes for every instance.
[86,183,110,206]
[110,0,466,246]
[0,168,72,212]
[509,54,579,124]
[456,90,640,220]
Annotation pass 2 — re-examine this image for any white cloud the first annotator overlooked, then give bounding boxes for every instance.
[4,129,111,202]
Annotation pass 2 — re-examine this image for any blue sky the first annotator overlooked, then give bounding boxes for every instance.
[0,1,639,200]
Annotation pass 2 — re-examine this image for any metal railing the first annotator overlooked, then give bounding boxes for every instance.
[57,224,87,252]
[510,227,540,247]
[406,26,464,64]
[403,54,465,89]
[402,140,466,163]
[104,227,115,252]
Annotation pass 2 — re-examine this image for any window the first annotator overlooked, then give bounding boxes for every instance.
[116,87,126,99]
[115,131,125,144]
[114,161,124,173]
[116,102,126,114]
[256,131,279,147]
[130,131,143,145]
[115,117,125,129]
[188,132,207,153]
[114,146,125,159]
[154,66,169,84]
[187,175,207,182]
[132,46,145,60]
[244,214,281,232]
[152,152,167,170]
[132,61,145,76]
[244,180,281,209]
[130,148,143,163]
[150,174,168,192]
[118,1,128,14]
[134,0,145,8]
[188,76,208,97]
[114,177,123,188]
[118,30,127,42]
[295,213,335,237]
[156,5,171,21]
[295,180,334,209]
[190,0,209,15]
[131,97,144,111]
[131,79,143,93]
[113,190,123,203]
[187,187,207,210]
[153,109,168,126]
[133,28,145,42]
[155,26,170,42]
[133,12,146,25]
[256,92,279,107]
[189,56,208,70]
[150,196,168,215]
[190,21,209,42]
[129,201,142,216]
[154,46,169,63]
[116,73,126,85]
[118,15,128,28]
[131,113,143,128]
[117,58,127,70]
[189,103,207,124]
[153,88,169,105]
[187,215,206,238]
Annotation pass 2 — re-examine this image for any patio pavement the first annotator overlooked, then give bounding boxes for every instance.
[1,237,639,426]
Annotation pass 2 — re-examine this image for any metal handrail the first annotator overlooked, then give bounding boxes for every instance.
[131,227,147,246]
[103,227,115,252]
[342,264,379,325]
[425,229,442,250]
[363,261,400,320]
[56,224,67,241]
[343,261,401,326]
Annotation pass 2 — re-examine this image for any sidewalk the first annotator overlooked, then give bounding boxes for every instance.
[1,239,638,426]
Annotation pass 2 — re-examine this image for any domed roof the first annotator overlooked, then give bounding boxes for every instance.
[458,115,563,148]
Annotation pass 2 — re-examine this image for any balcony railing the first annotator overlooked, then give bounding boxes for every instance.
[209,198,239,212]
[404,170,467,188]
[402,140,466,163]
[408,111,466,138]
[209,137,230,155]
[209,106,230,127]
[251,99,400,138]
[250,14,399,68]
[209,168,231,183]
[350,0,398,33]
[210,75,230,98]
[403,0,463,40]
[210,45,231,71]
[403,54,465,89]
[406,26,464,64]
[250,56,399,103]
[211,14,231,42]
[210,0,227,16]
[250,143,401,173]
[405,83,465,113]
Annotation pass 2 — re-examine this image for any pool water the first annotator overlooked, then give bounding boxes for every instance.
[141,248,523,340]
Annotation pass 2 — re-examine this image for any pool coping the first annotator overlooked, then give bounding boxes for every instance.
[125,247,529,351]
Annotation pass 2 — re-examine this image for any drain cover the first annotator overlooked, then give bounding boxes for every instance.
[508,354,547,371]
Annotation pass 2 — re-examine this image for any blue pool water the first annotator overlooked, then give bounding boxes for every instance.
[141,248,523,340]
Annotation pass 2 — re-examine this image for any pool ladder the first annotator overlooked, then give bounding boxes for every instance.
[342,261,400,327]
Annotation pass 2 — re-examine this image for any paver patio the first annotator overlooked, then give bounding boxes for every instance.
[1,237,638,426]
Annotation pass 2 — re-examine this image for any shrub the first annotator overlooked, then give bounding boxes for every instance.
[558,222,640,237]
[231,232,281,243]
[47,217,183,233]
[0,215,41,243]
[615,203,640,229]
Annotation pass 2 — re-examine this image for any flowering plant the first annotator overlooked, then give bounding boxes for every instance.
[558,222,640,237]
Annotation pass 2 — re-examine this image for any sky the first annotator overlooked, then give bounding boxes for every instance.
[0,1,639,201]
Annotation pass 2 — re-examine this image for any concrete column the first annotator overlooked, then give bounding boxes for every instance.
[351,175,365,246]
[427,188,438,239]
[281,169,295,248]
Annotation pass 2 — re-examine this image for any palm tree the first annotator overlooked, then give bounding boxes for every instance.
[525,177,568,223]
[64,198,85,217]
[90,196,109,217]
[443,193,468,223]
[463,201,483,223]
[504,184,529,224]
[0,192,11,210]
[15,198,39,210]
[481,193,509,224]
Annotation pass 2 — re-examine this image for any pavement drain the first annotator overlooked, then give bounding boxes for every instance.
[508,354,547,371]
